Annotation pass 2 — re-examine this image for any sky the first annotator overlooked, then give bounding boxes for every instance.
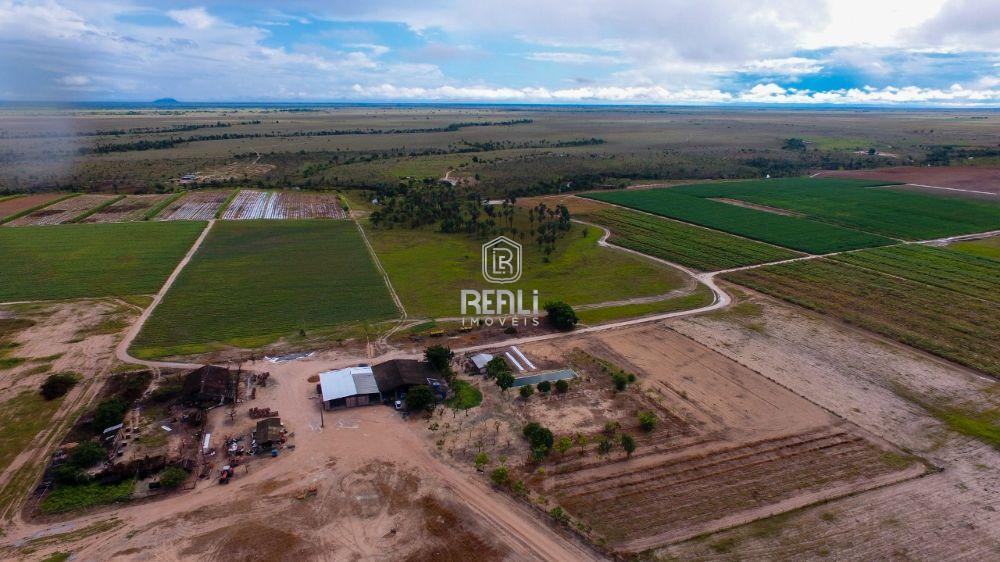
[0,0,998,105]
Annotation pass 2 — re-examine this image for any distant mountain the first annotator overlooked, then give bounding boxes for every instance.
[152,98,180,105]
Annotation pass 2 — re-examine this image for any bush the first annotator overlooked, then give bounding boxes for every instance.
[544,301,578,331]
[612,372,628,391]
[424,345,454,373]
[522,422,554,457]
[91,398,128,432]
[40,373,77,400]
[537,380,552,393]
[474,452,490,471]
[638,411,658,432]
[554,379,569,393]
[519,384,535,399]
[597,438,614,456]
[404,385,437,412]
[68,441,105,469]
[549,506,569,523]
[53,465,91,485]
[159,466,189,489]
[490,466,510,487]
[620,434,636,458]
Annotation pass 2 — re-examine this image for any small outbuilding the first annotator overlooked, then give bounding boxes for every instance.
[318,366,381,409]
[254,417,284,448]
[182,365,236,406]
[469,353,493,375]
[372,359,438,399]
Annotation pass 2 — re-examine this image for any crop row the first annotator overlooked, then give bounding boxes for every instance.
[672,178,1000,240]
[584,188,893,254]
[586,207,799,271]
[830,245,1000,303]
[723,259,1000,377]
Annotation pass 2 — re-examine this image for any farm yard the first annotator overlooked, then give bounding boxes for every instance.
[220,189,346,220]
[4,194,117,227]
[131,220,398,359]
[583,207,800,271]
[156,190,233,221]
[80,194,170,223]
[671,178,1000,240]
[0,221,206,301]
[723,256,1000,377]
[366,219,691,319]
[584,183,894,254]
[429,325,923,556]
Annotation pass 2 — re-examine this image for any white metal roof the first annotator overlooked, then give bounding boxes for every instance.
[319,366,377,401]
[470,353,493,369]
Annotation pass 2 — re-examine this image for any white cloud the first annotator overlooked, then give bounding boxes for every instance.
[525,52,625,65]
[166,7,217,30]
[741,57,824,75]
[57,74,90,86]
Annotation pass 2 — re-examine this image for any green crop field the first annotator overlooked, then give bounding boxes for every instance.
[0,221,206,302]
[671,178,1000,240]
[829,245,1000,302]
[366,220,689,319]
[584,207,800,271]
[131,220,398,358]
[949,237,1000,260]
[724,258,1000,377]
[584,186,893,254]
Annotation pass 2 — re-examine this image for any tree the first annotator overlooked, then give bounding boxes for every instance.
[554,379,569,393]
[424,345,454,373]
[40,373,77,400]
[159,466,189,489]
[612,372,628,391]
[555,436,573,456]
[69,441,104,469]
[92,397,128,431]
[495,371,516,394]
[522,422,554,458]
[544,301,578,331]
[519,384,535,399]
[782,138,807,151]
[404,385,437,412]
[620,434,636,458]
[474,452,490,472]
[490,466,510,487]
[485,356,511,380]
[537,380,551,393]
[638,411,658,432]
[597,438,614,457]
[549,506,569,523]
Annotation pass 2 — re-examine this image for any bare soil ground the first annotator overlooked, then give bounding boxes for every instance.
[185,159,275,184]
[0,193,63,221]
[652,288,1000,560]
[6,195,115,226]
[82,194,168,223]
[818,166,1000,194]
[157,190,230,221]
[221,190,346,220]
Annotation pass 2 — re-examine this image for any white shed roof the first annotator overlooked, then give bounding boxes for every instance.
[319,366,377,401]
[470,353,493,369]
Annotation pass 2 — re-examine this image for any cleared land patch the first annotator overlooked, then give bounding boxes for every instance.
[366,220,689,319]
[584,207,800,271]
[584,186,893,254]
[81,194,169,223]
[5,194,115,227]
[221,189,345,220]
[723,258,1000,377]
[0,221,206,301]
[157,190,232,221]
[131,220,398,358]
[672,178,1000,240]
[0,193,65,222]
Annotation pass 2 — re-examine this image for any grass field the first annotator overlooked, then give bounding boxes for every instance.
[0,391,66,476]
[723,258,1000,377]
[40,479,134,514]
[672,178,1000,240]
[584,207,800,271]
[829,245,1000,302]
[366,221,689,319]
[575,284,715,325]
[584,185,893,254]
[949,237,1000,260]
[0,221,206,301]
[131,220,398,358]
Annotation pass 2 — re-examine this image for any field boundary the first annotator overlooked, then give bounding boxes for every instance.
[143,192,184,220]
[213,189,239,219]
[69,195,125,223]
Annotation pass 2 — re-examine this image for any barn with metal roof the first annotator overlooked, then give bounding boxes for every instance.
[318,366,382,409]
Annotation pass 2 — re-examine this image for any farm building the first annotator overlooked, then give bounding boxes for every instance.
[319,366,382,409]
[469,353,493,374]
[182,365,236,406]
[372,359,438,399]
[254,417,284,448]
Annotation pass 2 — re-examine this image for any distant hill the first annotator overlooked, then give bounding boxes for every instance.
[152,98,180,105]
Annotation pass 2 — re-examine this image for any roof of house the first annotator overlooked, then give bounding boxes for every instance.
[319,366,378,401]
[372,359,436,392]
[470,353,493,369]
[183,365,233,397]
[255,417,283,444]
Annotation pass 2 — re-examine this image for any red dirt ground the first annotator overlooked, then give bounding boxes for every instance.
[0,193,63,221]
[817,166,1000,194]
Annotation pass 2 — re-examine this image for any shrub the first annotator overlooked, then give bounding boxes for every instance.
[620,434,636,458]
[522,422,554,457]
[404,385,437,412]
[549,506,569,523]
[554,379,569,393]
[612,372,628,391]
[597,438,614,456]
[555,436,573,456]
[495,371,515,392]
[544,301,578,331]
[638,411,658,432]
[602,421,620,437]
[68,441,105,469]
[490,466,510,487]
[537,380,551,393]
[159,466,189,489]
[53,465,90,485]
[474,452,490,471]
[91,398,128,432]
[424,345,454,373]
[519,384,535,399]
[40,373,77,400]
